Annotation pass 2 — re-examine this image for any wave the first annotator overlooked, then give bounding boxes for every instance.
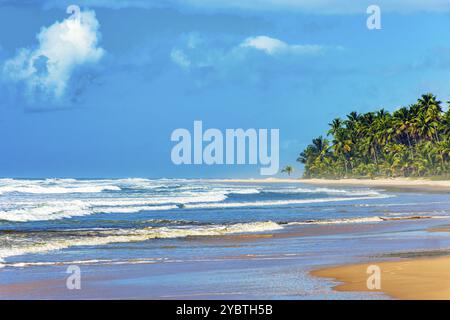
[92,205,179,213]
[2,258,166,268]
[0,200,92,222]
[287,216,385,225]
[0,190,229,221]
[0,221,283,264]
[0,193,392,222]
[0,178,381,197]
[223,188,261,195]
[0,184,121,195]
[285,214,447,226]
[182,195,392,209]
[3,212,448,266]
[0,178,390,222]
[355,201,450,208]
[1,252,309,268]
[0,178,201,195]
[266,187,382,197]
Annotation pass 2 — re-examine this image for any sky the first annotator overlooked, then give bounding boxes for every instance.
[1,0,450,178]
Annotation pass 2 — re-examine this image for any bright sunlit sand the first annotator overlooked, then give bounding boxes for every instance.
[302,178,450,191]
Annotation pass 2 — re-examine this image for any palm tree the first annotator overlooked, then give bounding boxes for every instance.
[298,93,449,179]
[436,139,450,173]
[328,118,343,137]
[393,107,413,148]
[281,165,294,176]
[297,136,331,177]
[417,94,442,142]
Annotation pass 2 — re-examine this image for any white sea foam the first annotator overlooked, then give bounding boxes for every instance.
[267,187,382,197]
[355,201,450,208]
[287,216,385,225]
[0,200,92,222]
[0,184,120,195]
[0,192,391,222]
[2,253,309,268]
[286,214,450,226]
[82,194,392,216]
[92,205,179,213]
[0,221,283,264]
[0,188,230,221]
[85,192,228,208]
[0,178,390,222]
[183,195,392,209]
[224,188,261,195]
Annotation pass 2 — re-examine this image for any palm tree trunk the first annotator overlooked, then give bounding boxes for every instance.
[405,132,414,160]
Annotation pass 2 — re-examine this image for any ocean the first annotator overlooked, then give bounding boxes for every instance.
[1,178,450,299]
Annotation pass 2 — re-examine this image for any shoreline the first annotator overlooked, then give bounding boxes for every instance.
[211,177,450,192]
[302,178,450,192]
[3,215,450,299]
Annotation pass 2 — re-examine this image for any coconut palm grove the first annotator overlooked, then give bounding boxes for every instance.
[298,94,450,178]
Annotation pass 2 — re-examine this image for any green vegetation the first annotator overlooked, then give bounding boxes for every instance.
[298,94,450,179]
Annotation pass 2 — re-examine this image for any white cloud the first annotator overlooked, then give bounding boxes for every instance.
[240,36,323,55]
[170,49,191,69]
[169,33,334,88]
[3,8,104,99]
[171,34,325,71]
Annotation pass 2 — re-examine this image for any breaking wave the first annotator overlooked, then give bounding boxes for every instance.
[0,221,283,263]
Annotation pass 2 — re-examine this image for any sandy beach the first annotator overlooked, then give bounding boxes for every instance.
[312,213,450,300]
[311,255,450,300]
[301,178,450,192]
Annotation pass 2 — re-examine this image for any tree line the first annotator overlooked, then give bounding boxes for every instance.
[298,93,450,178]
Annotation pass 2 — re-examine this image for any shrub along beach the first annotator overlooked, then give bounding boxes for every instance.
[298,94,450,179]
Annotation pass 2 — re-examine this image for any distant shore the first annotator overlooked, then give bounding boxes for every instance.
[301,178,450,192]
[211,177,450,192]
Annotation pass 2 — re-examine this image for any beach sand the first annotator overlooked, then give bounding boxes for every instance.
[301,178,450,192]
[311,255,450,300]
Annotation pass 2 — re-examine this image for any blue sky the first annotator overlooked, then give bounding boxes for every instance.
[1,0,450,178]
